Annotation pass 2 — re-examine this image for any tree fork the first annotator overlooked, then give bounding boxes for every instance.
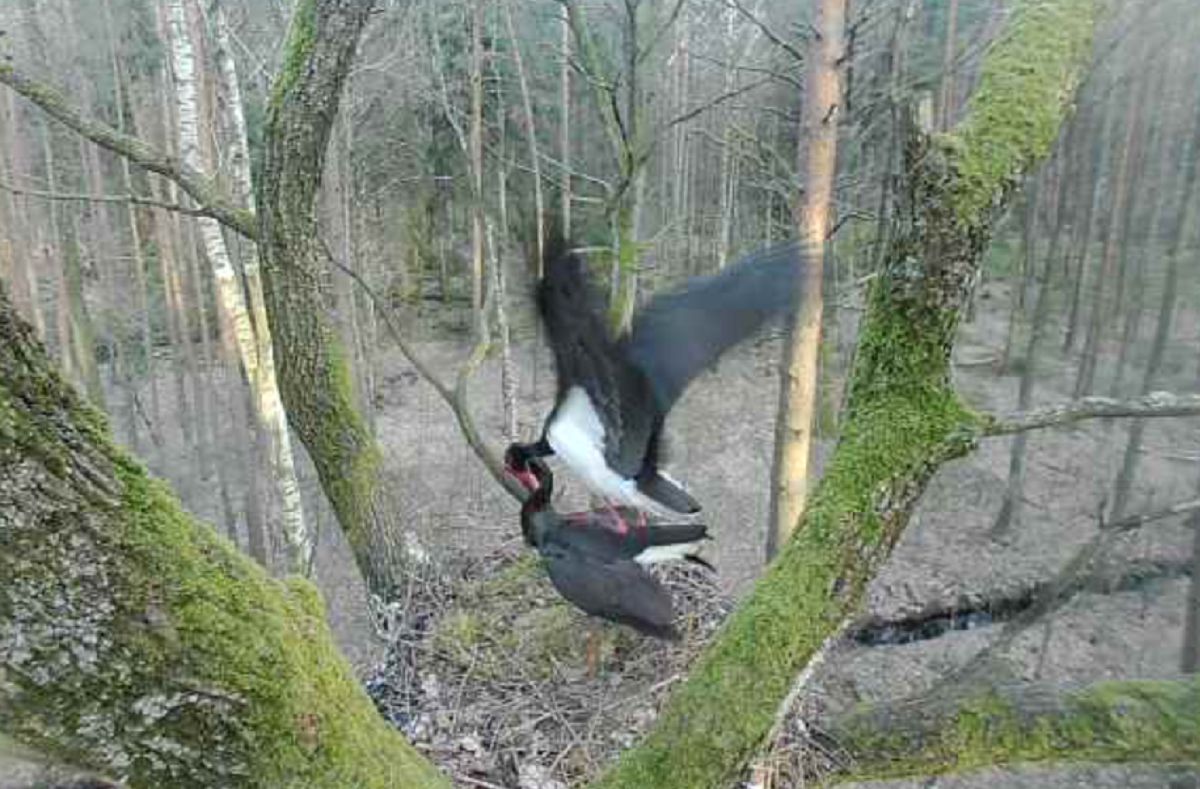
[257,0,424,595]
[597,1,1096,785]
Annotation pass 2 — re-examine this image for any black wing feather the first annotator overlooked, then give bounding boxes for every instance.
[542,546,677,639]
[536,245,658,476]
[625,242,804,413]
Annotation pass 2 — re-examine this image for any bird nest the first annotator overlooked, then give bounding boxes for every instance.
[364,543,734,788]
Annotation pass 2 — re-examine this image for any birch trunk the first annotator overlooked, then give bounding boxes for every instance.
[169,0,311,574]
[502,0,545,268]
[258,0,427,597]
[766,0,846,559]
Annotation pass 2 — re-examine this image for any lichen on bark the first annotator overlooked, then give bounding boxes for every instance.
[826,676,1200,782]
[257,0,416,596]
[0,283,448,787]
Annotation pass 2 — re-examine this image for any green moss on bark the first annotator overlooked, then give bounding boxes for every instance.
[596,1,1095,785]
[270,0,316,117]
[831,677,1200,782]
[0,286,448,787]
[946,0,1094,226]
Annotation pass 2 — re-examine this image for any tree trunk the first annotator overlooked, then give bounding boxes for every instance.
[560,6,572,238]
[1073,76,1142,397]
[470,0,486,314]
[1184,505,1200,673]
[820,675,1200,781]
[102,0,158,426]
[168,0,311,574]
[257,0,425,597]
[938,0,960,130]
[0,279,449,787]
[1,92,42,338]
[1061,93,1112,354]
[503,0,545,269]
[598,2,1096,784]
[765,0,846,559]
[991,134,1074,538]
[1108,99,1200,519]
[998,175,1041,374]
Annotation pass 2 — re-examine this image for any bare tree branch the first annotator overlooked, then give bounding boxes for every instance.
[725,0,806,64]
[982,392,1200,437]
[318,239,526,504]
[0,63,256,240]
[0,178,217,220]
[1103,497,1200,533]
[659,74,775,131]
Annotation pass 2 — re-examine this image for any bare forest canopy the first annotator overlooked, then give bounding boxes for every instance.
[1,0,1199,787]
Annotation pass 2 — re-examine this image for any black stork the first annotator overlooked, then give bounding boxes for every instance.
[508,448,711,648]
[505,238,803,516]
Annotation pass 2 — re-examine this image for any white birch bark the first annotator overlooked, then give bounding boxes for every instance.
[169,0,310,574]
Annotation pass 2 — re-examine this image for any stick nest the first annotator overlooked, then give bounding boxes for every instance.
[364,543,733,788]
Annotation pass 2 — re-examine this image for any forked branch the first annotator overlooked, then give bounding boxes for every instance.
[0,63,256,240]
[982,392,1200,436]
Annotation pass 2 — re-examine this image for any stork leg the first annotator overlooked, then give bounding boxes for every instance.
[585,624,601,677]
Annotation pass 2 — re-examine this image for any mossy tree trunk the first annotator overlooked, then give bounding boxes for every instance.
[822,675,1200,782]
[0,281,449,787]
[256,0,419,596]
[596,1,1097,785]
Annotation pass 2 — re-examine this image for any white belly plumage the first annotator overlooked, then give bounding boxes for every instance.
[545,386,674,516]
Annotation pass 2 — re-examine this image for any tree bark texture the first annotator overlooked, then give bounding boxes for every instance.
[257,0,416,596]
[0,281,448,787]
[766,0,846,560]
[597,1,1097,785]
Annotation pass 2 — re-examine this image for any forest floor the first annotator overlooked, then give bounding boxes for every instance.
[350,275,1197,787]
[3,278,1197,788]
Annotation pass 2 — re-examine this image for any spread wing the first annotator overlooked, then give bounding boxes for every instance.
[541,544,677,639]
[624,242,805,414]
[537,244,657,476]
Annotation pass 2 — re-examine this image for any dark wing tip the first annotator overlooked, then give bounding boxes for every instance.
[637,471,702,514]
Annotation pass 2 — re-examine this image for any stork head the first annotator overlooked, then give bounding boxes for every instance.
[504,443,547,494]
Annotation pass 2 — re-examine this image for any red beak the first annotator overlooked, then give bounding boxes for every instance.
[510,468,540,493]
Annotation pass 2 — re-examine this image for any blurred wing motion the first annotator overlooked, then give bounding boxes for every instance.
[624,241,803,412]
[532,239,804,514]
